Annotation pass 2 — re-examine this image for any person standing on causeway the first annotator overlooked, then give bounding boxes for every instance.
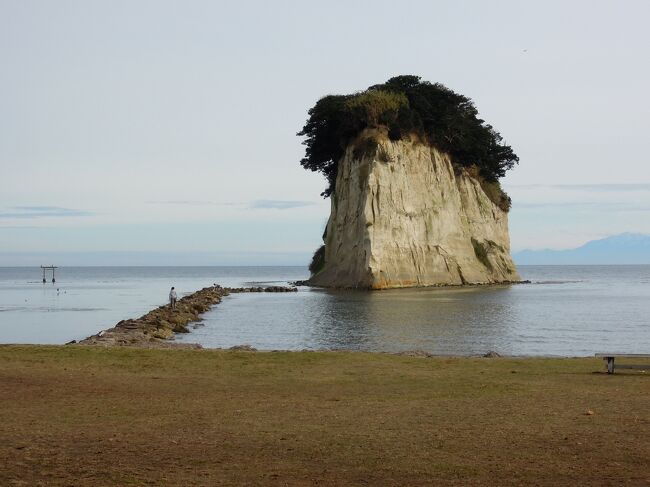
[169,287,177,310]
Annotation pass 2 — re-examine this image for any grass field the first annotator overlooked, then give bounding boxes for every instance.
[1,346,648,486]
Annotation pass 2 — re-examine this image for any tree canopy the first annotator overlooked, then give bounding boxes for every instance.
[298,75,519,198]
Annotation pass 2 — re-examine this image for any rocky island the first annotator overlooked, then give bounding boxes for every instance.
[299,76,521,288]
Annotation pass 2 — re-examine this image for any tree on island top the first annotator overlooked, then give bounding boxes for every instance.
[297,75,519,202]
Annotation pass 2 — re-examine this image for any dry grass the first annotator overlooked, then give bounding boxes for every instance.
[0,346,648,486]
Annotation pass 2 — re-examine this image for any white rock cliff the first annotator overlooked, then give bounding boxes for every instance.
[308,130,520,289]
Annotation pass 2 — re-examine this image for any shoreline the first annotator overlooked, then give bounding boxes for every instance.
[52,282,623,358]
[75,284,297,348]
[4,343,620,361]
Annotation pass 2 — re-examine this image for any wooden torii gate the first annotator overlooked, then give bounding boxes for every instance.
[41,265,57,283]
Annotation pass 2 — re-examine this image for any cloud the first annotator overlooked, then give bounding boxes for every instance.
[146,199,317,210]
[506,183,650,192]
[0,206,92,219]
[0,225,42,229]
[506,184,650,213]
[146,200,239,206]
[515,201,650,212]
[250,200,316,210]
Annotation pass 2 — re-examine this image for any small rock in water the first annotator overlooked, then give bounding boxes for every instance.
[397,350,433,357]
[483,351,501,358]
[229,344,257,352]
[173,323,190,333]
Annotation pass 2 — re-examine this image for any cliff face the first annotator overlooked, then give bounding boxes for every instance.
[308,131,520,289]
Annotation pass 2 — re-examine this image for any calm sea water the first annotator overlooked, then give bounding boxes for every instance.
[1,266,648,356]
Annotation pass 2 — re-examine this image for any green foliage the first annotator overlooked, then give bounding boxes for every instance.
[352,138,378,161]
[309,245,326,275]
[465,166,512,212]
[344,90,408,127]
[479,179,512,212]
[298,75,519,199]
[471,238,493,271]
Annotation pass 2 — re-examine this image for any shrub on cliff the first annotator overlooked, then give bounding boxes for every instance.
[298,75,519,199]
[309,245,326,275]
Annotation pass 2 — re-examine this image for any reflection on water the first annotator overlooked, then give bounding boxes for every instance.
[307,286,514,353]
[179,266,650,356]
[184,285,519,354]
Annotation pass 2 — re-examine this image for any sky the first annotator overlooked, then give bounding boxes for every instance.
[1,0,650,265]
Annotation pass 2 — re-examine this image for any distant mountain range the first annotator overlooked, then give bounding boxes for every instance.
[513,233,650,265]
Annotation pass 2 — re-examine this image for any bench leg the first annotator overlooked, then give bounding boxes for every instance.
[606,357,615,374]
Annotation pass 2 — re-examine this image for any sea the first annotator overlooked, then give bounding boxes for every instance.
[0,266,648,357]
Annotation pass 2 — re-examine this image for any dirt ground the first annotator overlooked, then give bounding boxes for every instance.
[0,346,648,486]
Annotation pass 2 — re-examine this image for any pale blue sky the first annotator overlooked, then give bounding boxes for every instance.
[1,0,650,265]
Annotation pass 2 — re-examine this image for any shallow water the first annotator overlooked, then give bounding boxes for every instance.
[1,266,649,356]
[0,266,306,345]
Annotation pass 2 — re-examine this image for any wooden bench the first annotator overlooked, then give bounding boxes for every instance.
[595,353,650,374]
